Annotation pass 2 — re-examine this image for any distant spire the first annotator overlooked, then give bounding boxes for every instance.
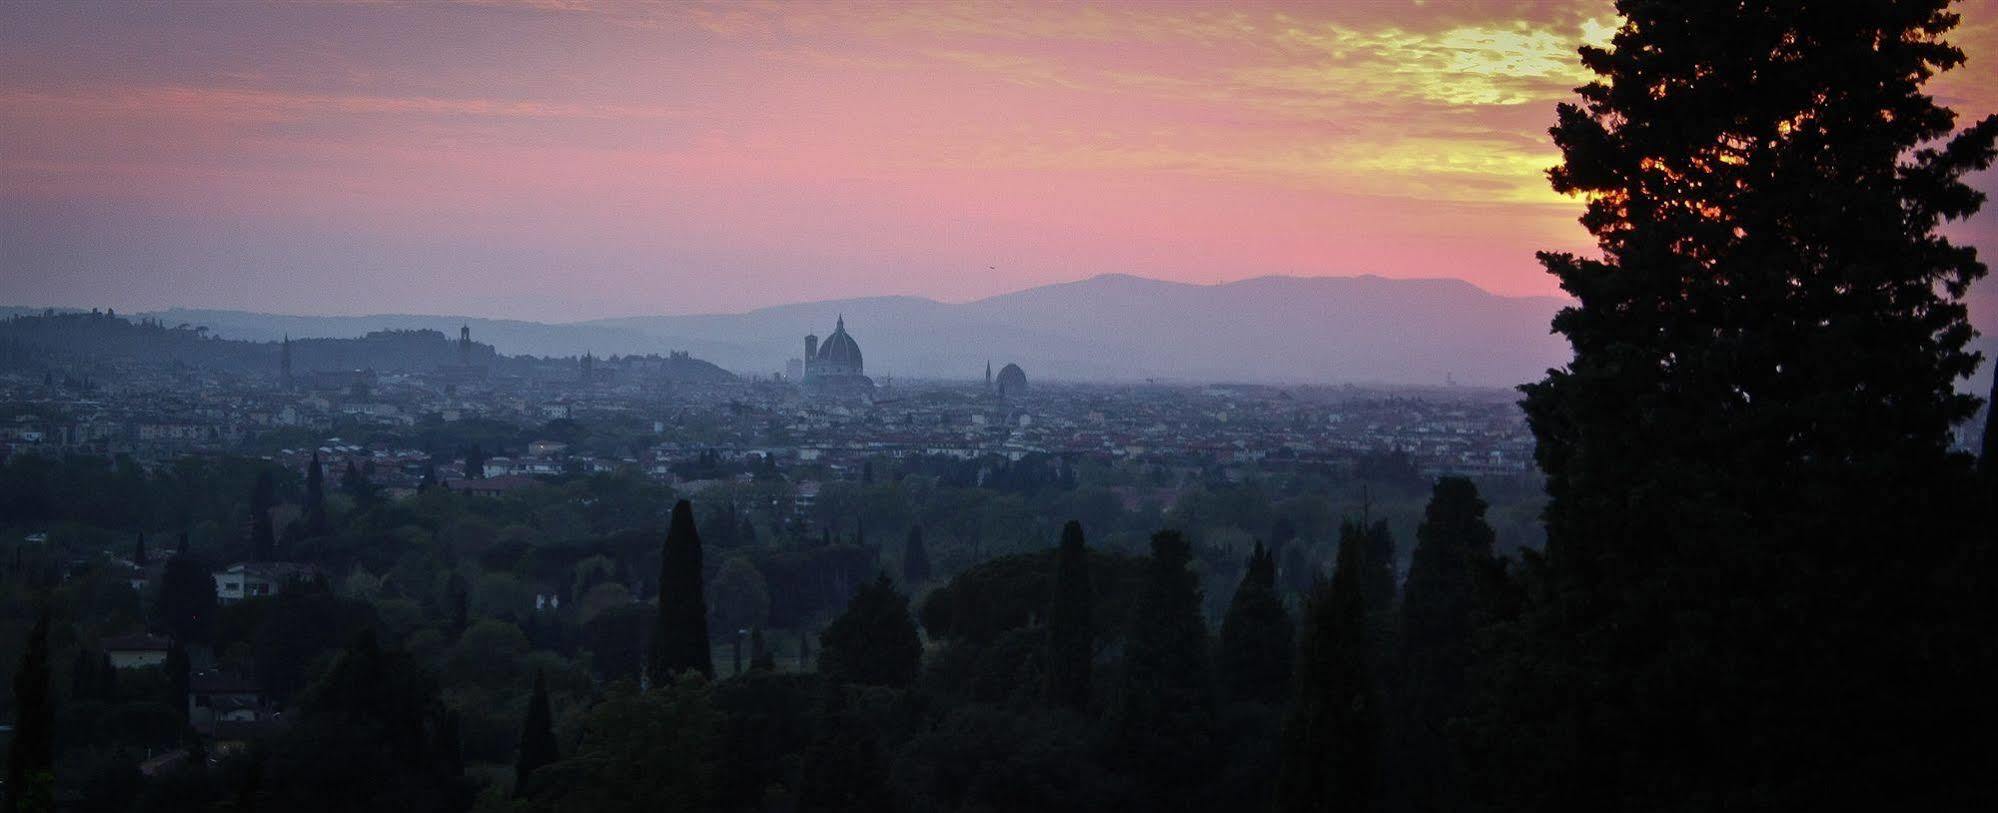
[836,313,845,331]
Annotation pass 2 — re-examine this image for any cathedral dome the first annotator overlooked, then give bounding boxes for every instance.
[996,363,1027,396]
[816,316,863,372]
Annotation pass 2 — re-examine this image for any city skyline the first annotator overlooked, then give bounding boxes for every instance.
[8,0,1994,322]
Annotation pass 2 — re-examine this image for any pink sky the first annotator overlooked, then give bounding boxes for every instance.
[3,0,1996,321]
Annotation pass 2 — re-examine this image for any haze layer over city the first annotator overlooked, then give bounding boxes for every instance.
[2,2,1996,812]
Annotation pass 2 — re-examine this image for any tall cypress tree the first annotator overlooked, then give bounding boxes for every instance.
[1045,520,1092,709]
[748,626,774,671]
[1112,530,1215,810]
[651,500,713,682]
[1505,2,1996,807]
[133,532,147,566]
[1276,528,1376,813]
[1355,518,1395,617]
[1393,477,1496,812]
[1217,541,1294,705]
[464,445,486,480]
[250,470,277,562]
[514,670,558,799]
[303,451,328,537]
[902,525,931,586]
[156,545,216,644]
[7,611,53,813]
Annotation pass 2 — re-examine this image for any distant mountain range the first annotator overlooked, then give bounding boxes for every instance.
[10,273,1996,389]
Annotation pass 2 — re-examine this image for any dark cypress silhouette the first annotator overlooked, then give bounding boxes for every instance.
[1503,2,1997,808]
[133,531,148,566]
[1045,520,1092,709]
[1217,541,1294,704]
[418,460,439,492]
[513,670,558,799]
[818,574,921,688]
[303,450,328,536]
[1355,518,1395,617]
[902,525,931,585]
[7,612,53,813]
[250,469,277,562]
[464,445,486,480]
[1393,477,1496,812]
[164,639,190,711]
[1112,530,1216,810]
[156,543,216,644]
[1276,527,1376,813]
[651,500,713,681]
[749,626,774,671]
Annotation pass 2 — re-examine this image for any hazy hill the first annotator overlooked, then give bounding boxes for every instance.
[591,275,1575,387]
[18,273,1991,389]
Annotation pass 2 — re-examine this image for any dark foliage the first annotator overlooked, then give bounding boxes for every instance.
[154,548,217,645]
[1045,520,1092,710]
[1109,530,1216,812]
[513,671,559,799]
[1216,541,1293,705]
[819,574,921,689]
[232,631,473,813]
[7,612,53,813]
[651,500,713,681]
[1276,528,1376,813]
[1502,1,1998,808]
[1391,477,1495,812]
[902,525,931,586]
[250,470,277,562]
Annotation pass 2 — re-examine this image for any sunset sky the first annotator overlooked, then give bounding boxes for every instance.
[4,0,1996,321]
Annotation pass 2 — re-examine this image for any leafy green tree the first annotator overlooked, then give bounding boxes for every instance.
[1393,477,1495,812]
[513,670,559,799]
[533,674,720,813]
[1505,2,1997,807]
[819,574,921,688]
[339,460,376,509]
[708,556,771,636]
[1045,520,1092,710]
[246,630,473,813]
[1217,541,1293,705]
[6,612,53,813]
[651,500,713,681]
[1110,530,1215,811]
[796,687,895,813]
[584,603,647,684]
[902,525,931,585]
[1276,527,1376,813]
